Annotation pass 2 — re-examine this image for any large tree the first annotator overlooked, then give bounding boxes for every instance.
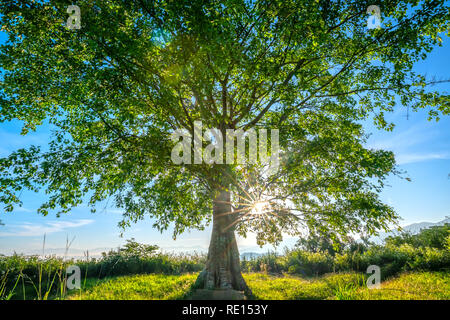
[0,0,449,292]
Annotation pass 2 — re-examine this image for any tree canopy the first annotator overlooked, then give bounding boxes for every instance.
[0,0,449,246]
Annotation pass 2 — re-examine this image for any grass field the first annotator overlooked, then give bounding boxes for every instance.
[339,272,450,300]
[67,274,198,300]
[65,271,449,300]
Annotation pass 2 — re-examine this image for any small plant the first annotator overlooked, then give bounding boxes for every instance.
[0,269,22,300]
[333,282,360,300]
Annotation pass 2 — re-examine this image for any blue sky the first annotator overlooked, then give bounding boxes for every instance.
[0,22,449,257]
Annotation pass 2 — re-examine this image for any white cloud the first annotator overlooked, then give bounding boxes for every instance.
[0,219,94,237]
[396,152,450,165]
[13,207,33,213]
[367,123,438,151]
[366,121,450,165]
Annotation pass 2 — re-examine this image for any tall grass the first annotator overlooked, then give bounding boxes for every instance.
[68,274,198,300]
[0,238,206,300]
[1,226,449,299]
[0,269,22,300]
[241,244,449,279]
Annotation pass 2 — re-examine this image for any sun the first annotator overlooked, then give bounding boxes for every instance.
[251,200,270,215]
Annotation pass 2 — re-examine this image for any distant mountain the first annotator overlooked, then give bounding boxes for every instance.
[371,217,449,243]
[241,252,263,260]
[401,222,435,234]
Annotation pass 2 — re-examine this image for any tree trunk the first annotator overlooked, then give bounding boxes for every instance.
[195,189,251,294]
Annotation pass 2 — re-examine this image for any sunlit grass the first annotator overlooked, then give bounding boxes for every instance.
[244,272,366,300]
[67,273,197,300]
[342,272,450,300]
[64,271,449,300]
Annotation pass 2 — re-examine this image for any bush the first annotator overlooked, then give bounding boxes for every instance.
[409,247,450,271]
[0,240,206,299]
[385,224,450,250]
[1,225,449,299]
[284,250,333,276]
[83,251,206,278]
[242,232,450,279]
[241,251,283,273]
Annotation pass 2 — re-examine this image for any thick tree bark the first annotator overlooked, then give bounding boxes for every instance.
[195,189,250,294]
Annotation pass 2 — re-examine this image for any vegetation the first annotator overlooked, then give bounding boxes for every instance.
[335,272,450,300]
[245,272,365,300]
[0,225,448,300]
[0,238,205,300]
[385,224,450,250]
[63,271,449,300]
[242,224,450,279]
[67,274,198,300]
[1,0,450,292]
[246,271,448,300]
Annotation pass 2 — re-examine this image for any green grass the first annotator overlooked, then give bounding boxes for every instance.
[244,272,366,300]
[67,273,198,300]
[64,271,449,300]
[340,271,450,300]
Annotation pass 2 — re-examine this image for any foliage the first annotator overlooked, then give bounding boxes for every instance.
[0,240,205,299]
[295,232,374,256]
[0,253,70,300]
[92,249,205,277]
[2,222,449,298]
[0,230,449,299]
[241,226,450,278]
[385,224,450,250]
[283,250,333,276]
[445,235,450,251]
[1,0,449,247]
[241,251,283,273]
[105,238,160,258]
[295,233,345,256]
[0,269,22,300]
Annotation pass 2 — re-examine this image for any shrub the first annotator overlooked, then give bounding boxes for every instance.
[385,224,450,250]
[284,250,333,276]
[0,241,206,299]
[240,251,283,273]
